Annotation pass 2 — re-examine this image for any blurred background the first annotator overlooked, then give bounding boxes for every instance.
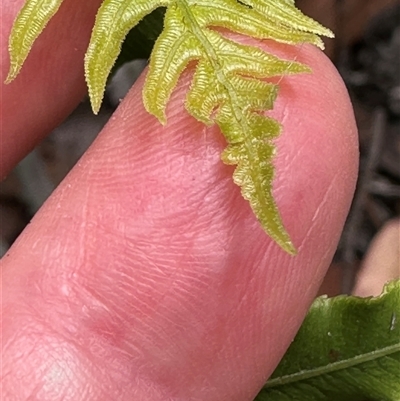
[1,0,399,296]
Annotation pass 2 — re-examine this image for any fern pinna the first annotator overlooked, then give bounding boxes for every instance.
[6,0,332,254]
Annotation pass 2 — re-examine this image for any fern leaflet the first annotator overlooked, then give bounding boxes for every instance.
[6,0,333,254]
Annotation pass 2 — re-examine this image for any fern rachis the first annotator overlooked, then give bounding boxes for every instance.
[6,0,333,254]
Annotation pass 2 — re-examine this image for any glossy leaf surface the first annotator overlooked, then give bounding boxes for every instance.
[258,280,400,401]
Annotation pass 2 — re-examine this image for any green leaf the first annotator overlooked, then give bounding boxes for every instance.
[112,8,165,71]
[257,280,400,401]
[85,0,331,254]
[5,0,65,83]
[6,0,333,254]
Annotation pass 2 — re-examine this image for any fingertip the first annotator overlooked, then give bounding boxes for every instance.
[2,36,359,401]
[267,42,358,272]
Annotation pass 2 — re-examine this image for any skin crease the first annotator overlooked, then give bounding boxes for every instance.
[1,2,358,400]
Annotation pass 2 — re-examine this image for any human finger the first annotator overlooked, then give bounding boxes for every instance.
[1,43,358,400]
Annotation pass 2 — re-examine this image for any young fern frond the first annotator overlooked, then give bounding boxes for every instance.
[5,0,64,82]
[6,0,333,254]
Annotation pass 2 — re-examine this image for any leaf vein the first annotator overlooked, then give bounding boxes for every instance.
[264,343,400,388]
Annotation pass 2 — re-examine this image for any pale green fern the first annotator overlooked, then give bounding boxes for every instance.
[6,0,333,254]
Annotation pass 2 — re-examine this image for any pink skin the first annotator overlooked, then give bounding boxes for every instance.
[1,2,358,400]
[1,0,104,177]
